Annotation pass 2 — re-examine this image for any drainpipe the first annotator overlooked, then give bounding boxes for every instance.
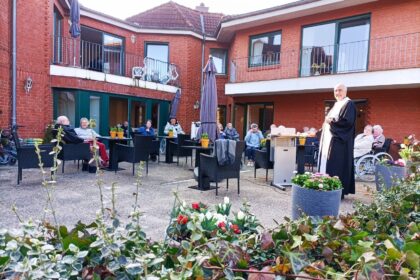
[200,14,206,98]
[11,0,17,131]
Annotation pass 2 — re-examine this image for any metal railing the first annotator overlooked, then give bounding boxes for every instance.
[229,32,420,83]
[52,36,180,87]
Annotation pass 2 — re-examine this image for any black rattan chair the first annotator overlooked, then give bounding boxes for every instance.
[254,139,274,181]
[58,143,91,173]
[114,135,154,175]
[199,141,245,196]
[169,134,193,166]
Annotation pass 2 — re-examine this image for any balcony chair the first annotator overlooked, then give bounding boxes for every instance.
[199,141,245,196]
[254,139,274,181]
[13,132,54,185]
[114,135,155,175]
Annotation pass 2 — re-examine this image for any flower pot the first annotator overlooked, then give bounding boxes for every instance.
[291,185,342,220]
[375,164,407,191]
[168,131,174,138]
[201,139,209,148]
[403,138,410,146]
[299,137,306,145]
[117,131,124,139]
[110,131,117,138]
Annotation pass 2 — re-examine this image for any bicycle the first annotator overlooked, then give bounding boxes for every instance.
[0,128,18,166]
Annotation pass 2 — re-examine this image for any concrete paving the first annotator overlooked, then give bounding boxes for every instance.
[0,159,375,241]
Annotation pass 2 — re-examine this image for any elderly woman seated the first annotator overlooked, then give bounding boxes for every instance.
[372,124,385,149]
[354,125,374,158]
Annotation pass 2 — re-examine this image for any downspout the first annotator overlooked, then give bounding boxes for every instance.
[11,0,17,131]
[200,14,206,98]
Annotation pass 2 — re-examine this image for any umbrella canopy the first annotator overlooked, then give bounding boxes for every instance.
[69,0,81,38]
[197,57,218,142]
[169,89,181,119]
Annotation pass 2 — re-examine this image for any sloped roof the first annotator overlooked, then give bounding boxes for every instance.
[126,1,224,37]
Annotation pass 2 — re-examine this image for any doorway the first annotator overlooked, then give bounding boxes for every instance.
[109,97,128,127]
[325,99,368,134]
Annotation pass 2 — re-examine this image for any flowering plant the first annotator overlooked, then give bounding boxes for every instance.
[291,172,342,191]
[399,134,419,163]
[166,196,260,242]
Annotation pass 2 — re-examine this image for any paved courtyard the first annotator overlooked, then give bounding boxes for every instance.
[0,159,375,241]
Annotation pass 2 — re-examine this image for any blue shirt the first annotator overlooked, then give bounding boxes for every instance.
[138,126,155,137]
[245,130,264,148]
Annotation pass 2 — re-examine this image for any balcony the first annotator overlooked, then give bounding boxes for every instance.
[229,32,420,84]
[51,36,180,88]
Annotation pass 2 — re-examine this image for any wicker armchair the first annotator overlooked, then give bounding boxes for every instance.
[254,139,274,181]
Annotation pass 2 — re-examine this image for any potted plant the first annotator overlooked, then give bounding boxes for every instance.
[110,127,117,138]
[201,132,209,148]
[116,127,124,139]
[291,172,342,220]
[168,128,174,138]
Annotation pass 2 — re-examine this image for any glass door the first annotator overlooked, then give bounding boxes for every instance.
[89,96,101,134]
[337,19,370,73]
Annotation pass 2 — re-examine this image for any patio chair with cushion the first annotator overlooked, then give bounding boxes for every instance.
[199,141,245,196]
[13,132,54,185]
[114,135,154,175]
[254,139,274,181]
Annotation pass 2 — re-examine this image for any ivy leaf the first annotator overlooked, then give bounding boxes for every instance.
[291,236,303,249]
[191,232,202,242]
[322,247,333,263]
[333,220,346,231]
[358,251,376,263]
[405,250,419,270]
[261,232,274,250]
[303,233,318,242]
[403,241,420,254]
[248,266,276,280]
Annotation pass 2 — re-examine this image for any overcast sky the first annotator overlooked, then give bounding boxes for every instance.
[79,0,296,20]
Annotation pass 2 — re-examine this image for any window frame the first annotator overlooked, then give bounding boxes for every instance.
[299,13,371,76]
[248,30,282,68]
[144,41,170,63]
[210,48,228,75]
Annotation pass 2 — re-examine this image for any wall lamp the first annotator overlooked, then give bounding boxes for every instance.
[193,100,200,110]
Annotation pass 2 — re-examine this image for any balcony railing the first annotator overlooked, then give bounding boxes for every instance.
[52,36,180,87]
[229,32,420,83]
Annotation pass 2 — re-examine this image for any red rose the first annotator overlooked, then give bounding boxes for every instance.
[230,224,241,234]
[177,214,188,225]
[218,221,226,228]
[192,202,200,210]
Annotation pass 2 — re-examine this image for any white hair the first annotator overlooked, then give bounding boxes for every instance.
[334,83,347,92]
[80,117,89,124]
[56,116,69,125]
[373,125,383,134]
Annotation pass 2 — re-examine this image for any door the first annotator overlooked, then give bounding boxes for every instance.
[233,103,246,139]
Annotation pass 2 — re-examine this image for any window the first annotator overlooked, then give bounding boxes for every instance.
[53,8,63,63]
[145,43,169,82]
[57,91,76,125]
[301,15,370,76]
[210,49,228,74]
[217,106,227,126]
[249,31,281,67]
[145,43,169,63]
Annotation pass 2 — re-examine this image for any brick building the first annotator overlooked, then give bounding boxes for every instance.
[1,0,419,140]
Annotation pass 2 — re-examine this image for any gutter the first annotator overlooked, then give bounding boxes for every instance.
[11,0,17,131]
[200,14,206,98]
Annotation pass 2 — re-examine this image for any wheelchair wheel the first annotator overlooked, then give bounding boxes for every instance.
[355,154,377,182]
[374,152,393,162]
[159,138,166,154]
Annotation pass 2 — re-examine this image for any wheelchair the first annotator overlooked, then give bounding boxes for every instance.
[354,138,393,182]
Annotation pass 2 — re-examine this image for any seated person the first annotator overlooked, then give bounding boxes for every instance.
[54,116,84,144]
[354,125,374,158]
[372,125,385,149]
[164,118,184,138]
[217,123,226,139]
[224,123,240,141]
[137,120,155,137]
[75,117,109,167]
[244,123,264,166]
[121,121,129,138]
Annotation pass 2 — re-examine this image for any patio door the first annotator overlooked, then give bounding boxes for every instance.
[246,103,274,134]
[233,103,246,139]
[109,97,128,127]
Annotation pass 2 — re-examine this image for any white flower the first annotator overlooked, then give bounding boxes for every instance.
[224,197,230,204]
[318,183,323,189]
[214,213,226,224]
[205,211,213,220]
[182,201,187,208]
[237,210,245,220]
[293,170,298,174]
[198,213,205,222]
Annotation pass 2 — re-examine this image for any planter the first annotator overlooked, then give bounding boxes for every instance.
[117,131,124,139]
[168,131,174,138]
[291,185,342,220]
[299,137,306,145]
[201,139,209,148]
[375,164,407,191]
[110,131,117,138]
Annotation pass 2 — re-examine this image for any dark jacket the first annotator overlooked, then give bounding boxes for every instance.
[53,124,84,144]
[224,127,240,141]
[138,126,155,137]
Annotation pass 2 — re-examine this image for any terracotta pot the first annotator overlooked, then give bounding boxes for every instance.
[117,131,124,139]
[201,138,209,148]
[299,137,306,145]
[110,131,117,138]
[403,138,410,146]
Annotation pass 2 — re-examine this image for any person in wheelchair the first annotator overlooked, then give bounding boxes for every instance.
[354,125,374,158]
[372,125,385,149]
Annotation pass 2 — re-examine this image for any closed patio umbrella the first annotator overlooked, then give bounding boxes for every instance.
[69,0,81,38]
[196,56,218,142]
[169,89,181,119]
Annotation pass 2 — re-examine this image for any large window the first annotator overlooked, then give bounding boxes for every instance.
[210,49,228,74]
[249,31,281,67]
[80,26,125,75]
[53,8,63,63]
[145,43,169,82]
[57,91,76,125]
[301,15,370,76]
[145,43,169,63]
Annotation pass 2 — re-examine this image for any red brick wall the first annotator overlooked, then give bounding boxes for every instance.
[230,88,420,141]
[0,0,11,129]
[229,0,420,82]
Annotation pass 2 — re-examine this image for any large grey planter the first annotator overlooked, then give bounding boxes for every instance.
[375,164,407,191]
[291,185,342,220]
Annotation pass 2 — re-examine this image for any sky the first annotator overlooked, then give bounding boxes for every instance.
[78,0,296,20]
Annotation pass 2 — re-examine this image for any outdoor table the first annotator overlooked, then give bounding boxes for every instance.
[157,136,177,163]
[181,145,214,168]
[97,136,132,171]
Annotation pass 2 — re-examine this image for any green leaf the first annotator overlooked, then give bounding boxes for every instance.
[181,240,191,250]
[358,240,373,249]
[291,236,303,249]
[148,257,164,267]
[403,241,420,254]
[405,250,419,270]
[386,248,402,260]
[191,232,202,242]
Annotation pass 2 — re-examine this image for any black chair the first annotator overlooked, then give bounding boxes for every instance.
[199,141,245,196]
[13,132,54,185]
[114,135,154,175]
[169,134,193,166]
[58,143,91,173]
[131,131,160,162]
[254,139,274,181]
